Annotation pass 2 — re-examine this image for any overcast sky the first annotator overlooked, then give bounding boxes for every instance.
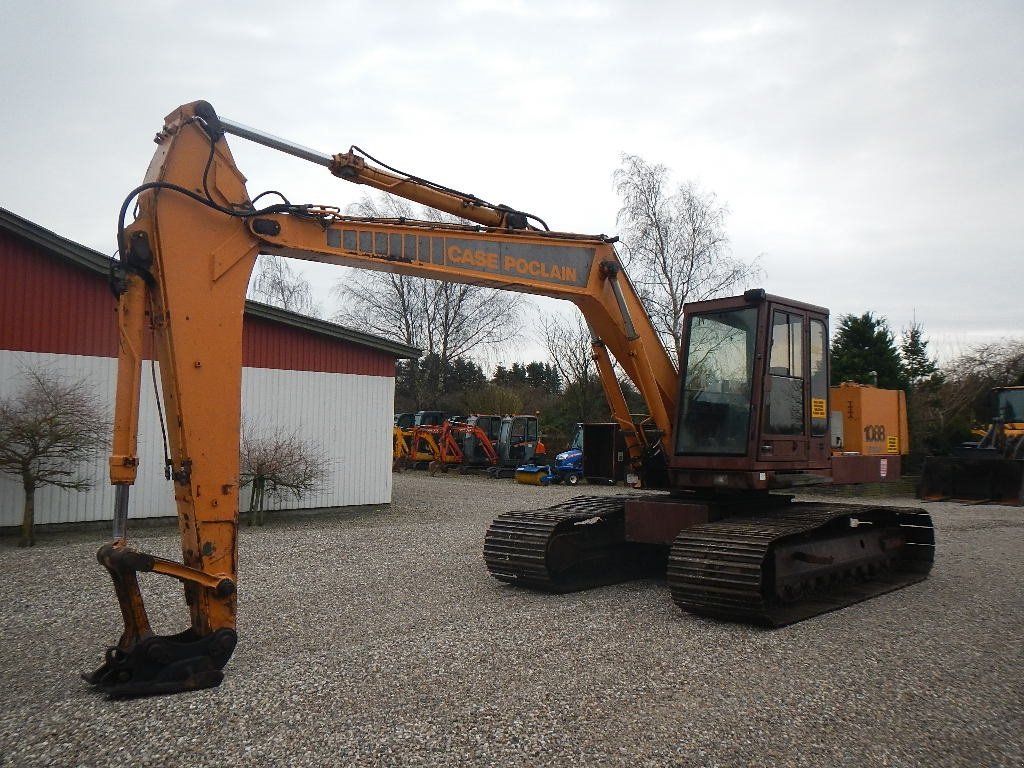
[2,0,1020,363]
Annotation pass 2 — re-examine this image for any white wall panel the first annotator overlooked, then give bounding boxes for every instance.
[241,367,394,511]
[0,350,394,528]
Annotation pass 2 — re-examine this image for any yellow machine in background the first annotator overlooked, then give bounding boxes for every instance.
[971,386,1024,447]
[919,386,1024,505]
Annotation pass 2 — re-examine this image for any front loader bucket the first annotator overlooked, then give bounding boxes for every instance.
[918,456,1024,505]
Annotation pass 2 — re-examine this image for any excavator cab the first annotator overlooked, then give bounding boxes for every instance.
[671,289,832,491]
[993,387,1024,430]
[498,415,539,467]
[454,414,503,467]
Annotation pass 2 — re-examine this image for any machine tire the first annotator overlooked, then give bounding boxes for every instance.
[567,473,580,485]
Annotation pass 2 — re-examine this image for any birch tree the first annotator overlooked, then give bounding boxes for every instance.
[614,154,761,361]
[250,255,322,317]
[539,313,606,423]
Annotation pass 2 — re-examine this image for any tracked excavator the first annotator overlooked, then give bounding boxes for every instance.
[85,101,934,698]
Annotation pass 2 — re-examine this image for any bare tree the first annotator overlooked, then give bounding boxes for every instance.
[540,313,606,423]
[332,193,523,400]
[614,154,761,361]
[239,421,331,526]
[0,368,108,546]
[250,255,322,317]
[936,339,1024,428]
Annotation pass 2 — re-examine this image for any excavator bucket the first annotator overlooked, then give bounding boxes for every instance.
[918,455,1024,506]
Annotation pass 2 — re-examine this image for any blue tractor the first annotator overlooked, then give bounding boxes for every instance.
[549,424,584,485]
[514,424,584,485]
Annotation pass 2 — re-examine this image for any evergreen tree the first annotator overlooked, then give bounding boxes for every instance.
[395,355,487,410]
[492,363,528,387]
[443,357,488,393]
[491,365,510,386]
[900,322,939,384]
[492,362,561,394]
[897,322,944,456]
[830,312,909,390]
[508,363,529,387]
[525,362,562,394]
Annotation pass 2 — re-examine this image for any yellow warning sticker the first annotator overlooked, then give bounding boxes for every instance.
[811,398,827,418]
[886,436,899,454]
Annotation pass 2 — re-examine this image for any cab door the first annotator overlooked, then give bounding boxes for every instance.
[505,415,538,465]
[758,307,809,463]
[757,306,830,465]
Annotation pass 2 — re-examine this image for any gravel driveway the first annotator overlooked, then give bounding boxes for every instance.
[0,472,1021,767]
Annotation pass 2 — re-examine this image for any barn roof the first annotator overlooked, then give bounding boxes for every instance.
[0,207,419,360]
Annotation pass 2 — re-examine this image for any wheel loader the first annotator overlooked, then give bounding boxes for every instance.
[919,386,1024,505]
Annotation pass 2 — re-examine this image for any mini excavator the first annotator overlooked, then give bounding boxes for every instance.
[85,101,934,697]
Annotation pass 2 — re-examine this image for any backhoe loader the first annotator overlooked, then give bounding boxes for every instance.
[85,101,934,697]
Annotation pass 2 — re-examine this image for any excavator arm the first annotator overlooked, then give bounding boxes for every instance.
[204,104,544,231]
[86,101,677,696]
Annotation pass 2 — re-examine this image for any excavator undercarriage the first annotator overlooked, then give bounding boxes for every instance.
[667,501,934,625]
[485,494,934,625]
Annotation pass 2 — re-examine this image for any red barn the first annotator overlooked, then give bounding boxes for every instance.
[0,208,417,527]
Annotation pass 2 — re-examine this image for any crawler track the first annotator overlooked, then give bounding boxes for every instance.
[667,502,935,626]
[484,496,663,592]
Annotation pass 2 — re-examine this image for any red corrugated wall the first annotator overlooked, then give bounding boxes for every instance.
[0,233,397,376]
[243,315,394,376]
[0,235,119,358]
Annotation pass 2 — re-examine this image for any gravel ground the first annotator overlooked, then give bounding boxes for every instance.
[0,472,1021,768]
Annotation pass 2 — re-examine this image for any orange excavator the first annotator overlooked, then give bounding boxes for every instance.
[419,420,497,475]
[393,414,526,474]
[86,101,934,697]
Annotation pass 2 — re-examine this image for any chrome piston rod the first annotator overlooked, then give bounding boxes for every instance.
[216,115,333,168]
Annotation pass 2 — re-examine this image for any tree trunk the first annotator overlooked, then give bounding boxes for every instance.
[247,480,258,527]
[20,476,35,547]
[252,478,266,526]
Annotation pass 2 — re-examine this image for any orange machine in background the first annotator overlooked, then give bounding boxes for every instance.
[829,383,909,483]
